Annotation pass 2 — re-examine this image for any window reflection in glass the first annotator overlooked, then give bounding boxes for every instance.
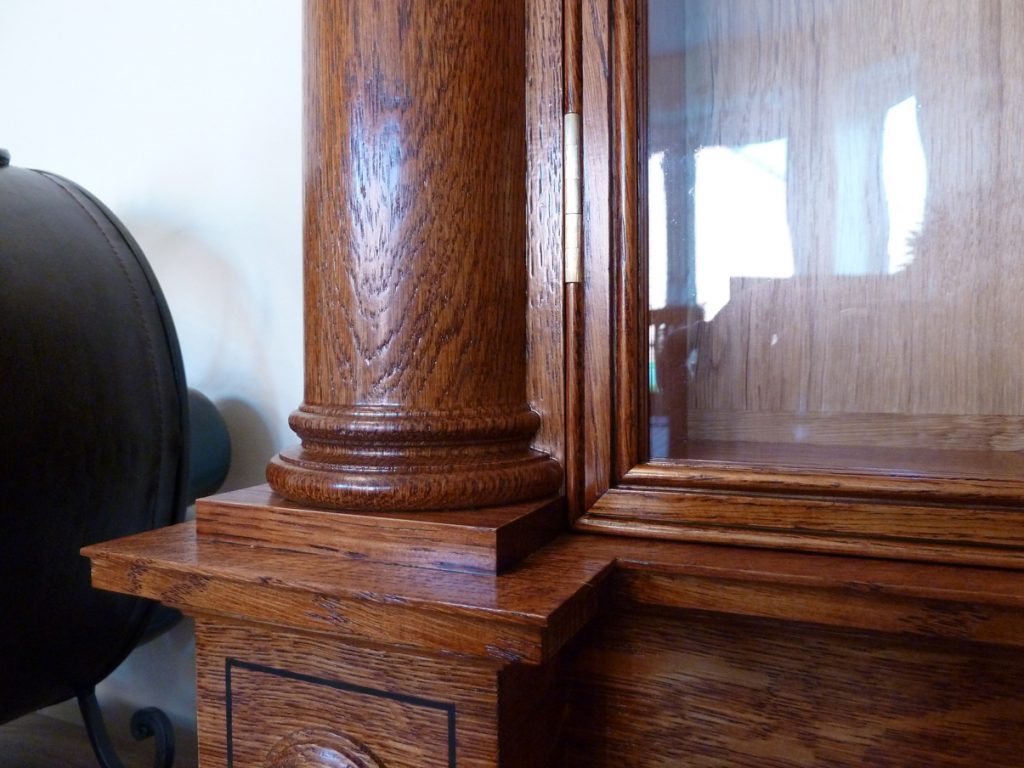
[647,0,1024,477]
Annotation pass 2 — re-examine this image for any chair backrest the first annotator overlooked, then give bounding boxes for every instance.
[0,159,189,722]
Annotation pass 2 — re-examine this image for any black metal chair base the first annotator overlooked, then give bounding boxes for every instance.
[77,689,175,768]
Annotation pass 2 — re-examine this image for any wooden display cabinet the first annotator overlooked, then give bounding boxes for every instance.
[85,1,1024,765]
[577,0,1024,568]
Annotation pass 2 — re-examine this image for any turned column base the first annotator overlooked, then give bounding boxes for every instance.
[267,447,562,513]
[267,405,563,511]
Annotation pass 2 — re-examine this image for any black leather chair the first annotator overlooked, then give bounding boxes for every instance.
[0,148,230,767]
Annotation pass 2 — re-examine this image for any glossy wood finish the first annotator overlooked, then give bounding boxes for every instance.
[196,620,570,768]
[582,490,1024,568]
[265,731,382,768]
[198,620,495,767]
[197,486,563,575]
[566,606,1024,767]
[268,0,561,511]
[611,0,642,483]
[579,439,1024,566]
[581,0,613,511]
[84,523,613,667]
[609,537,1024,646]
[564,286,586,518]
[86,524,1024,764]
[563,0,586,519]
[86,524,1024,658]
[526,0,567,469]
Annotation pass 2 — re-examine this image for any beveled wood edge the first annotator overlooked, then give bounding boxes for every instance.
[584,515,1024,569]
[85,522,1024,660]
[83,522,616,666]
[196,486,565,575]
[623,461,1024,506]
[614,568,1024,648]
[88,551,558,666]
[580,483,1024,566]
[199,484,554,529]
[599,534,1024,647]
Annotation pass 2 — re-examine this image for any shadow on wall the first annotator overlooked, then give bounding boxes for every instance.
[125,219,270,387]
[38,220,285,749]
[215,397,277,491]
[123,217,289,489]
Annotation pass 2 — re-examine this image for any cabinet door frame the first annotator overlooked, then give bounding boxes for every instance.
[572,0,1024,568]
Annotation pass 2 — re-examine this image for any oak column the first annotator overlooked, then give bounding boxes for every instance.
[268,0,563,511]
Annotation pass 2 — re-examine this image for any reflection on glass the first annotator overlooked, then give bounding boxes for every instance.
[693,139,792,321]
[647,0,1024,477]
[882,97,927,273]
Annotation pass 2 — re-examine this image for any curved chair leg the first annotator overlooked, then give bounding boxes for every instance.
[77,688,175,768]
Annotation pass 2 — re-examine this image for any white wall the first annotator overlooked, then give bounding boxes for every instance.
[0,0,303,754]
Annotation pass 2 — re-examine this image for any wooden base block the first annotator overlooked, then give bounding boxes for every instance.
[196,486,563,574]
[196,618,569,768]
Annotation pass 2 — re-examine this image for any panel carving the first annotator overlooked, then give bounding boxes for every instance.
[224,658,454,768]
[267,729,382,768]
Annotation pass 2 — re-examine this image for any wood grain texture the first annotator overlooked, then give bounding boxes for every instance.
[497,658,573,767]
[563,0,587,521]
[687,411,1024,452]
[84,522,613,666]
[196,619,571,768]
[612,0,642,480]
[581,0,613,509]
[80,3,1024,767]
[526,0,566,469]
[564,286,587,519]
[608,536,1024,646]
[86,524,1024,654]
[86,525,1024,765]
[564,0,582,114]
[195,620,501,768]
[630,443,1024,503]
[268,0,562,511]
[577,440,1024,565]
[579,489,1024,568]
[266,730,382,768]
[197,486,563,574]
[566,605,1024,767]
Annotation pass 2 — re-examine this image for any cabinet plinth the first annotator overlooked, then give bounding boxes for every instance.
[196,486,564,575]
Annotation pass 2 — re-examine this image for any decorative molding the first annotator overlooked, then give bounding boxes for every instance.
[267,730,383,768]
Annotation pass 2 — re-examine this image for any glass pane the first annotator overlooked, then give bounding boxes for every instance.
[647,0,1024,479]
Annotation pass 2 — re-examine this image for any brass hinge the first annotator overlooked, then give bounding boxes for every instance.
[564,112,583,284]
